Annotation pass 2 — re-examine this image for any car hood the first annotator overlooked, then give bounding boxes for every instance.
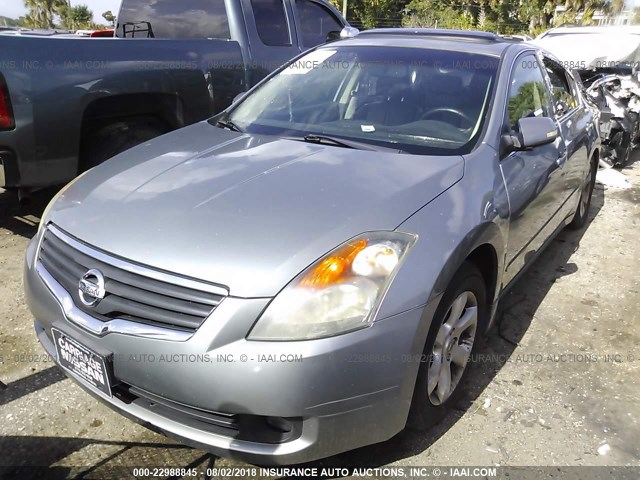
[48,121,463,297]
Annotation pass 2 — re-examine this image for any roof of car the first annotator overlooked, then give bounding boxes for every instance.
[332,28,528,57]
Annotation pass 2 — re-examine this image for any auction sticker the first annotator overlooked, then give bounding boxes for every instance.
[52,328,112,397]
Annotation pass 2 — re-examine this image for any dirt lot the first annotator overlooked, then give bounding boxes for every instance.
[0,156,639,478]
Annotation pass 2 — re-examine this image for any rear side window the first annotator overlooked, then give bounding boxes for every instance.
[507,55,552,130]
[117,0,230,39]
[543,58,578,115]
[295,0,343,47]
[251,0,291,46]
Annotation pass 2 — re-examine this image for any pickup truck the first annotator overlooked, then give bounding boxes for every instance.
[0,0,347,197]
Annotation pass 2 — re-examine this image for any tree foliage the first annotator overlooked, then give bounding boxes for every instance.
[102,10,116,27]
[339,0,622,35]
[22,0,66,28]
[352,0,403,28]
[58,4,94,30]
[22,0,97,30]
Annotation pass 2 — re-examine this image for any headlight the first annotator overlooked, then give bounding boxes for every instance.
[248,231,416,341]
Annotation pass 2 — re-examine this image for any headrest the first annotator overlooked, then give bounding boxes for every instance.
[428,74,463,94]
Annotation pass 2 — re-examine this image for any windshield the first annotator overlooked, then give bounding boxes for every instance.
[227,46,499,155]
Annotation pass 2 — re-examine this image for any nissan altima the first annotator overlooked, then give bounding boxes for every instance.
[24,28,600,464]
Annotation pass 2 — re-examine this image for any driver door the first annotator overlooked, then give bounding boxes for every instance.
[500,53,567,286]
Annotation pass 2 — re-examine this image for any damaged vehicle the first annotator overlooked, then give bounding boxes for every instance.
[581,73,640,166]
[534,26,640,166]
[25,29,600,464]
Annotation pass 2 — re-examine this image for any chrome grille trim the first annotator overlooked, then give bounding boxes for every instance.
[47,224,228,296]
[37,261,193,341]
[36,224,228,341]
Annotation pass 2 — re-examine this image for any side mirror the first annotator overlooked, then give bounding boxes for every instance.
[518,117,558,148]
[503,117,557,152]
[339,26,360,39]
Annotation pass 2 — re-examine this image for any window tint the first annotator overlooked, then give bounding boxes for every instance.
[295,0,343,47]
[507,55,551,130]
[544,59,578,115]
[117,0,230,39]
[251,0,291,46]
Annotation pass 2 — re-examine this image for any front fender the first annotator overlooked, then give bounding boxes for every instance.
[376,146,508,344]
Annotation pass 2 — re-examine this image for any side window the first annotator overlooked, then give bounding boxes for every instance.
[543,59,578,115]
[117,0,230,39]
[566,73,581,105]
[251,0,291,46]
[295,0,343,47]
[507,55,552,131]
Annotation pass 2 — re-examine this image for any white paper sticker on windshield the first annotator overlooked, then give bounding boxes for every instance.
[282,50,337,75]
[361,125,375,132]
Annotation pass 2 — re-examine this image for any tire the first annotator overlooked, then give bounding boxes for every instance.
[80,116,170,171]
[407,262,488,430]
[568,155,597,230]
[611,130,631,168]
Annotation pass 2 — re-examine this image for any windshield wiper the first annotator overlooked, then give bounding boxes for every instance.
[289,134,402,153]
[216,119,243,133]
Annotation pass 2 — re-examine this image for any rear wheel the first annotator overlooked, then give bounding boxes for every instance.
[568,155,597,230]
[80,116,170,171]
[408,262,487,430]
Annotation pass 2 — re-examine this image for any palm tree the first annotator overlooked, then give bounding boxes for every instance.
[22,0,69,29]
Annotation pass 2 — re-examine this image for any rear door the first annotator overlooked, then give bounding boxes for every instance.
[291,0,345,50]
[500,53,567,285]
[241,0,301,84]
[542,57,591,205]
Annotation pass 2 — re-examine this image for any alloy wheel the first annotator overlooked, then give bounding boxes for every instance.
[427,291,478,405]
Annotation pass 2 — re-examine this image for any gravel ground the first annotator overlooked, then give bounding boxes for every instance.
[0,155,638,479]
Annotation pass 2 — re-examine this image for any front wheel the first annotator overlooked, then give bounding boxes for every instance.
[407,262,487,430]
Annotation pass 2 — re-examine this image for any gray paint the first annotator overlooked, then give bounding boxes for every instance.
[24,32,600,464]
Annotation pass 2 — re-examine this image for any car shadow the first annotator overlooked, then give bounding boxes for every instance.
[0,366,67,407]
[0,435,214,480]
[0,187,60,239]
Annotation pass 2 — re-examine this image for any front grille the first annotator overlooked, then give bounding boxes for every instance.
[38,225,225,332]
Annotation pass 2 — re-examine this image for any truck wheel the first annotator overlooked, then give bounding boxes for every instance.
[407,262,487,430]
[80,116,169,171]
[568,155,597,230]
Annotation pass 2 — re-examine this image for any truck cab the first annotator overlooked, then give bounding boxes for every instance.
[0,0,347,193]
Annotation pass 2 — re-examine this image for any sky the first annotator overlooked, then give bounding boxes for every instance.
[0,0,122,25]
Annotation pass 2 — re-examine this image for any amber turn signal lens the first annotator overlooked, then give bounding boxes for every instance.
[300,239,367,288]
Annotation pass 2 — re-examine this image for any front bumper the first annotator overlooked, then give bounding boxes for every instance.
[24,234,434,464]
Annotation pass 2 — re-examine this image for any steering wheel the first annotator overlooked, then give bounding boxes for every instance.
[421,108,474,129]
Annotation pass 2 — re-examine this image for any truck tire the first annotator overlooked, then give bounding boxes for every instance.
[80,116,170,171]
